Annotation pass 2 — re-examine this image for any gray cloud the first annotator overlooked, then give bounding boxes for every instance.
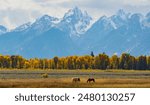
[58,0,150,20]
[0,9,42,29]
[0,0,150,29]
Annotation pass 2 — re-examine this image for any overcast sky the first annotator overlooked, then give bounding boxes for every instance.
[0,0,150,29]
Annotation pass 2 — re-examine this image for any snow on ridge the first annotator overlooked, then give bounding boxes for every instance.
[1,7,150,37]
[14,22,32,32]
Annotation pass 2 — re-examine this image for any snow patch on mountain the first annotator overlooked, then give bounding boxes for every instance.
[14,22,32,32]
[31,15,59,31]
[0,25,7,35]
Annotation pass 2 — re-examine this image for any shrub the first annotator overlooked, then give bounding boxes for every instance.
[41,73,48,78]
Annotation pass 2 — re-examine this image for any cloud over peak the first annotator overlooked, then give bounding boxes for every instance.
[0,0,149,29]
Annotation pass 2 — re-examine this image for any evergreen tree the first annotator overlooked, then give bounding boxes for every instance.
[137,56,147,70]
[53,56,59,69]
[91,51,94,57]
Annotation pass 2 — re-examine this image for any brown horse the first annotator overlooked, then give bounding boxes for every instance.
[87,78,95,83]
[72,77,80,83]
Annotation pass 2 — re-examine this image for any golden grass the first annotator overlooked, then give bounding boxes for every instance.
[0,78,150,88]
[1,69,150,72]
[0,69,150,88]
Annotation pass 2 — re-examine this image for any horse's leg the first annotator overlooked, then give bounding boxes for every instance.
[94,80,95,82]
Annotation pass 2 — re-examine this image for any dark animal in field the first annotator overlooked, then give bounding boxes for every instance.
[72,77,80,83]
[87,78,95,83]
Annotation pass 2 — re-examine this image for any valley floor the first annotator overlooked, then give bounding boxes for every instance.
[0,70,150,88]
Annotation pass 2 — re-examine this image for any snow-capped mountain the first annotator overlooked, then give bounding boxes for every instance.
[0,25,7,35]
[80,9,150,56]
[111,9,129,28]
[30,15,60,32]
[11,7,92,38]
[58,7,92,37]
[0,8,150,58]
[13,15,60,34]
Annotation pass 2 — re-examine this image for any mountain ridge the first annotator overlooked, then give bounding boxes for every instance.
[0,7,150,58]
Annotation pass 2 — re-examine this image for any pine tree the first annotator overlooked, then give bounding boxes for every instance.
[91,51,94,57]
[53,56,59,69]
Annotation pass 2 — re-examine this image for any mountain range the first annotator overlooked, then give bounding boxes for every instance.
[0,7,150,58]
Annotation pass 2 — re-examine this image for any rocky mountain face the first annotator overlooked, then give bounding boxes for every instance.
[0,7,150,58]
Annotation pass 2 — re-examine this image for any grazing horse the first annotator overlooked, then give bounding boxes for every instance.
[87,78,95,83]
[72,77,80,83]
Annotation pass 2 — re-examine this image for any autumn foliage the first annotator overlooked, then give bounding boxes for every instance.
[0,53,150,70]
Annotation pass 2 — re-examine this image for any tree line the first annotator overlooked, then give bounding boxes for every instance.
[0,52,150,70]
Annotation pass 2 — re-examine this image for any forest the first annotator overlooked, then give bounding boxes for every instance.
[0,52,150,70]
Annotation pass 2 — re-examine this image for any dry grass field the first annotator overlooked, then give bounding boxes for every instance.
[0,78,150,88]
[0,70,150,88]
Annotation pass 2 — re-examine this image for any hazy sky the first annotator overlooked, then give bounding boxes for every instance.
[0,0,150,29]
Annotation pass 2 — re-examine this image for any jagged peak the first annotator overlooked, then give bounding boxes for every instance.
[99,16,108,20]
[63,7,82,19]
[130,13,143,22]
[117,9,126,16]
[63,7,92,20]
[97,16,109,23]
[14,22,31,32]
[116,9,129,20]
[37,14,59,22]
[0,25,7,31]
[72,6,82,13]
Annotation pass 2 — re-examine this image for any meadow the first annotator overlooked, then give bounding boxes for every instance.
[0,69,150,88]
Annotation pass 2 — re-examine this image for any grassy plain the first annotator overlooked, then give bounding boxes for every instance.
[0,69,150,88]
